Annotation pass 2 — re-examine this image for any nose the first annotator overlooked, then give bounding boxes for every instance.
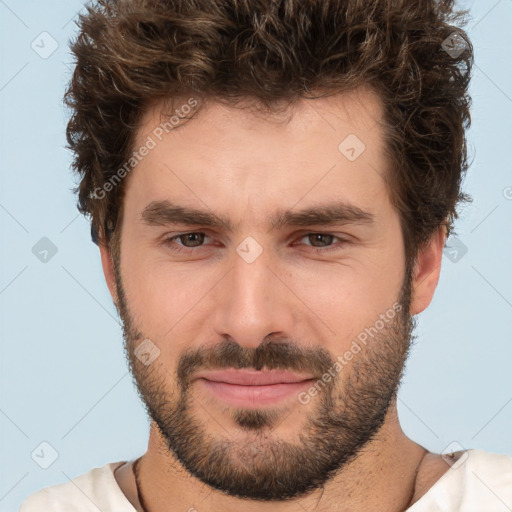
[211,244,296,349]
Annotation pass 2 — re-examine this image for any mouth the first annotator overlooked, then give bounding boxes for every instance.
[194,369,316,408]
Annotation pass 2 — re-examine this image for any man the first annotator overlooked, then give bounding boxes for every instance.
[20,0,512,511]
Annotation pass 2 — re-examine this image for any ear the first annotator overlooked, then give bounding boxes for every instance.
[99,241,118,307]
[410,226,447,316]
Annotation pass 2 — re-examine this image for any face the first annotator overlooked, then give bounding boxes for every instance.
[108,89,419,500]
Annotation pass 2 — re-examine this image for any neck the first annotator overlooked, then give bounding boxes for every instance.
[133,402,434,512]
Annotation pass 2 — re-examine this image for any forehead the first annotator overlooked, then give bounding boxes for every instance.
[139,87,384,147]
[124,87,391,226]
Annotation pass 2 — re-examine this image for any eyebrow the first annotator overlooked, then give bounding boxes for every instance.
[140,200,375,232]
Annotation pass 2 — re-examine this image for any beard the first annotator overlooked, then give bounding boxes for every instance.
[113,257,416,501]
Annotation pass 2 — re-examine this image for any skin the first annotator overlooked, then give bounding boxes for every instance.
[100,87,451,511]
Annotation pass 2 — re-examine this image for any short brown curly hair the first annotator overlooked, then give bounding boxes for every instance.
[65,0,473,266]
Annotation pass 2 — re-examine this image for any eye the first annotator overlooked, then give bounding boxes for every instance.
[162,232,211,253]
[295,233,347,252]
[161,231,348,255]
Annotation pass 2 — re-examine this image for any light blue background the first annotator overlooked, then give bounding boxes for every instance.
[1,1,511,510]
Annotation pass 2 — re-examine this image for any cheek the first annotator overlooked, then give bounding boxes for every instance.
[119,241,216,343]
[291,246,405,345]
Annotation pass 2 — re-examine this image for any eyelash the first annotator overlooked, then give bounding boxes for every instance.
[161,232,348,254]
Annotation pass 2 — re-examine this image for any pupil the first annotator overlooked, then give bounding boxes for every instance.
[183,233,203,247]
[311,234,332,247]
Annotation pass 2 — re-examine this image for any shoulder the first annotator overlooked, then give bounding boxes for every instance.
[456,449,512,510]
[463,449,512,485]
[410,449,512,512]
[19,461,131,512]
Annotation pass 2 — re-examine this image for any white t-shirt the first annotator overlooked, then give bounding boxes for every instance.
[19,449,512,511]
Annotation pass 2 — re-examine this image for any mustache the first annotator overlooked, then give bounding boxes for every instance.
[176,338,335,389]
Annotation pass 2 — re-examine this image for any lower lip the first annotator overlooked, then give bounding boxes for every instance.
[197,378,315,408]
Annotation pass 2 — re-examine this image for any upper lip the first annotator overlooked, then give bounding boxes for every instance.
[195,369,315,386]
